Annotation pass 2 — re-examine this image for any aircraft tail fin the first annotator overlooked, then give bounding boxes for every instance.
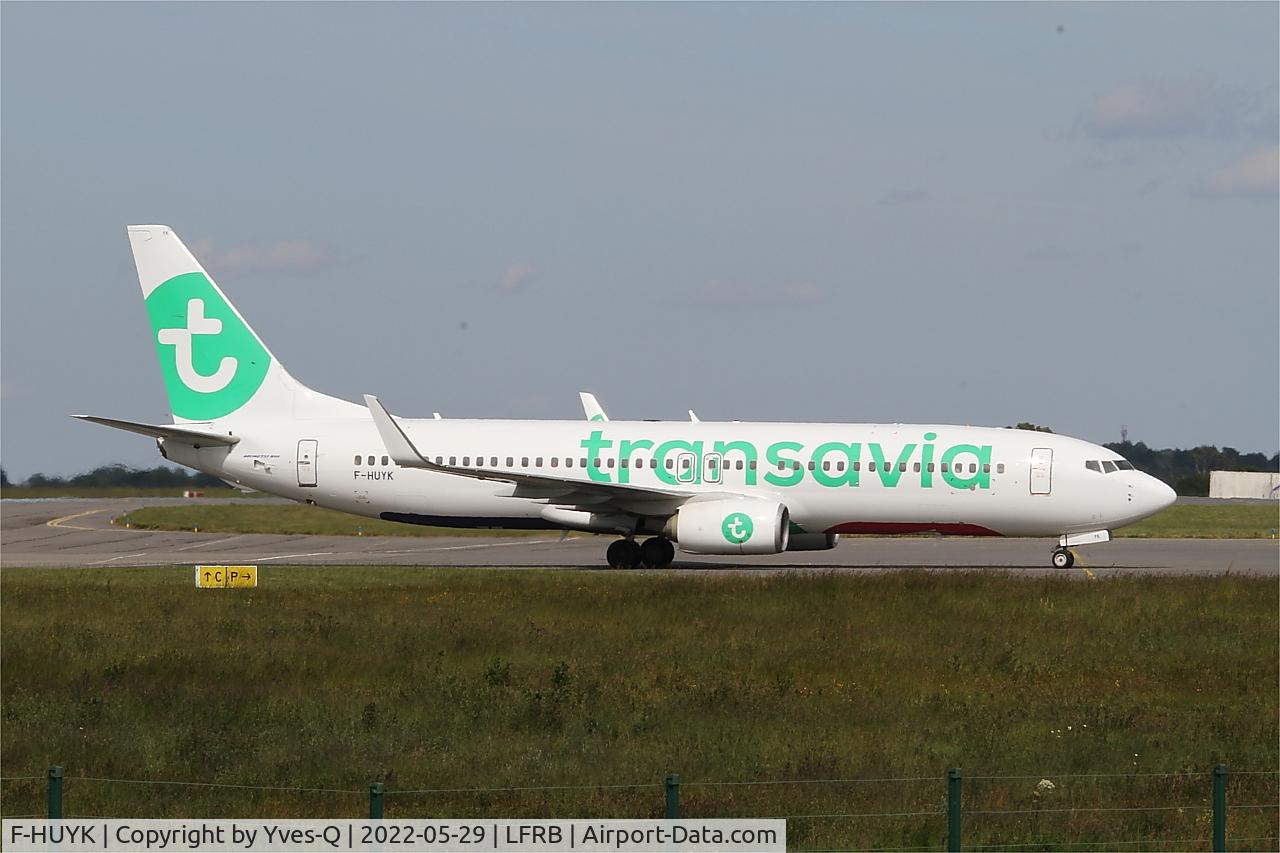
[126,225,360,424]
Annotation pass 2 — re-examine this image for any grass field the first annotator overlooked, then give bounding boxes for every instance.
[1,567,1275,850]
[1113,503,1278,538]
[118,501,1280,540]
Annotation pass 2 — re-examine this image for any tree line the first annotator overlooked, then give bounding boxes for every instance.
[0,464,230,490]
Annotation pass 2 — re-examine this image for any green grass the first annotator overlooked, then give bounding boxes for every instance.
[1114,503,1279,538]
[1,567,1275,850]
[119,504,552,537]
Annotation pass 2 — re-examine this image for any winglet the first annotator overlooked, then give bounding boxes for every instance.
[579,391,609,422]
[364,395,430,467]
[688,410,701,423]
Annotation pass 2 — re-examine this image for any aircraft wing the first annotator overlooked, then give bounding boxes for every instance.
[364,395,691,512]
[73,415,240,447]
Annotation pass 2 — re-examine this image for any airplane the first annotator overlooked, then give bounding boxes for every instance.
[78,225,1177,570]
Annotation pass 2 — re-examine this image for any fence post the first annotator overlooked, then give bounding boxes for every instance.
[47,766,63,820]
[369,782,384,820]
[946,768,961,853]
[1212,763,1226,852]
[664,774,680,819]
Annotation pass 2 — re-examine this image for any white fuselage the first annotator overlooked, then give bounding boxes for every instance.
[165,417,1175,538]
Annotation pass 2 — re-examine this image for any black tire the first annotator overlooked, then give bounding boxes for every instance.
[607,539,643,570]
[1052,548,1074,569]
[641,537,675,569]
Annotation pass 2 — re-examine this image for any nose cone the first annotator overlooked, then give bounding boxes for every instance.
[1138,474,1177,517]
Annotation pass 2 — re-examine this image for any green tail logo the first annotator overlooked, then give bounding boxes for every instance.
[144,272,270,419]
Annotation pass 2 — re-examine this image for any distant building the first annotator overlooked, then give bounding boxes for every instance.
[1209,471,1280,500]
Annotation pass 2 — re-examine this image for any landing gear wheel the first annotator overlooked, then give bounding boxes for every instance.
[606,539,643,570]
[640,537,676,569]
[1052,548,1075,569]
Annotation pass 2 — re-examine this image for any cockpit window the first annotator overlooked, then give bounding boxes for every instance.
[1115,460,1135,470]
[1085,460,1101,472]
[1101,460,1118,473]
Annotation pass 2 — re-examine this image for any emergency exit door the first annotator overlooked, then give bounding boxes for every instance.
[297,440,318,487]
[1030,447,1052,495]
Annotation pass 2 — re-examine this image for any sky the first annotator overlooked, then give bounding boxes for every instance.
[2,2,1277,480]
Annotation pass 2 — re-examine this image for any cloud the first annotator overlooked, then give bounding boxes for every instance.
[1085,77,1275,140]
[687,279,826,307]
[1201,146,1279,197]
[189,238,332,274]
[499,261,536,293]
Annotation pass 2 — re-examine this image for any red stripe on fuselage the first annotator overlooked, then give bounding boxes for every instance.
[826,521,1003,537]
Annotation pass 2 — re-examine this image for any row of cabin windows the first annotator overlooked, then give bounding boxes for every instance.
[1085,459,1135,474]
[356,455,390,466]
[414,454,1006,476]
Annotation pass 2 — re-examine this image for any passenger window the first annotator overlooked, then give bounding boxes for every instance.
[506,457,514,467]
[490,457,498,467]
[793,461,801,470]
[620,458,628,468]
[982,463,990,474]
[748,460,757,470]
[606,458,615,468]
[736,460,744,470]
[997,463,1005,474]
[566,457,574,468]
[353,455,361,465]
[807,461,816,471]
[777,461,787,471]
[899,462,908,473]
[521,457,529,467]
[941,463,949,473]
[913,462,920,472]
[853,461,861,471]
[1102,460,1117,473]
[1085,461,1101,473]
[462,456,470,466]
[593,458,601,468]
[823,461,831,472]
[927,463,935,473]
[550,457,559,468]
[666,459,674,470]
[435,456,443,465]
[869,462,877,472]
[536,457,544,467]
[381,456,389,466]
[450,456,457,466]
[835,461,844,472]
[969,463,977,474]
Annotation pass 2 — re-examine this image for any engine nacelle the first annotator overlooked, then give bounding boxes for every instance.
[667,499,790,555]
[786,533,840,551]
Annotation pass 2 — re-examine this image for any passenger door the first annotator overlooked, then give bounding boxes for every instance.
[1030,447,1052,495]
[297,439,318,487]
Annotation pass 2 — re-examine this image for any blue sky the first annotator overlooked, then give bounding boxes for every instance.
[2,2,1276,479]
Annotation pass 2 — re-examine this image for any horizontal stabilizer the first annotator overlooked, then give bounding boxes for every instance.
[73,415,239,446]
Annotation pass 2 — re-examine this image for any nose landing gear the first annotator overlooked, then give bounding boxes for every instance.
[606,537,675,569]
[1051,548,1075,569]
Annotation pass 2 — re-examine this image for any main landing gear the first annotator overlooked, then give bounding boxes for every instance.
[1051,548,1075,569]
[606,537,675,569]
